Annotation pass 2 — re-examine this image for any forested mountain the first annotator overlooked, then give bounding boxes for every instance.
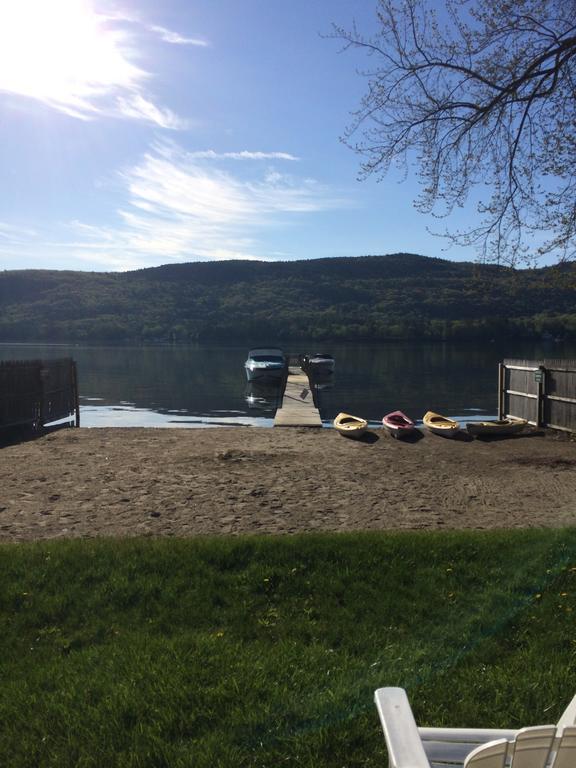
[1,253,575,343]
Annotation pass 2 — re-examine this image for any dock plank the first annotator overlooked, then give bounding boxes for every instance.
[274,367,322,427]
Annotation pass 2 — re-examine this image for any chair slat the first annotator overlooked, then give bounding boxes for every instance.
[464,738,508,768]
[509,726,556,768]
[553,726,576,768]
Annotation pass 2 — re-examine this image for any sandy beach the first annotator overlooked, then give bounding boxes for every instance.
[0,426,575,541]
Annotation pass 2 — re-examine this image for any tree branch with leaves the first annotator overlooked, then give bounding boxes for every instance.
[333,0,576,265]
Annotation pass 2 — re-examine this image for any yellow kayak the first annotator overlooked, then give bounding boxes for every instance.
[423,411,460,438]
[334,412,368,439]
[466,418,527,437]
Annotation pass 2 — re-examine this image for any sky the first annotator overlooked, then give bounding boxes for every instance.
[0,0,483,272]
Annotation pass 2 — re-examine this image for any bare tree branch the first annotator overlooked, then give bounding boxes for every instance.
[331,0,576,265]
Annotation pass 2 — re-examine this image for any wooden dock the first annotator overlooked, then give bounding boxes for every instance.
[274,366,322,427]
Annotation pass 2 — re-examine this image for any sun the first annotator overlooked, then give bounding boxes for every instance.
[0,0,144,117]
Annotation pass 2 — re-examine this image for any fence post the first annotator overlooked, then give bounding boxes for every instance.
[536,365,546,427]
[497,363,504,420]
[72,360,80,427]
[38,362,46,431]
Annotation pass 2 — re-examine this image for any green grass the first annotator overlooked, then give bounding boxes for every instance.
[2,530,576,767]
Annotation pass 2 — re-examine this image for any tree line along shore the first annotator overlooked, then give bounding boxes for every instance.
[1,253,575,344]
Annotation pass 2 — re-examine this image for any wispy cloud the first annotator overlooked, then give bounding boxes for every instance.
[0,0,195,129]
[0,222,38,241]
[70,143,347,268]
[122,143,342,219]
[187,150,299,161]
[148,25,209,47]
[0,143,350,270]
[115,95,191,130]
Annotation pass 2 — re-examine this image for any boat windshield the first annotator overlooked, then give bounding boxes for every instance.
[251,355,284,363]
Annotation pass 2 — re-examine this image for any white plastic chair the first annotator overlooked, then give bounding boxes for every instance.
[375,688,576,768]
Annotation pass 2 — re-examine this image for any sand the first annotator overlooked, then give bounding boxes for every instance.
[0,426,575,541]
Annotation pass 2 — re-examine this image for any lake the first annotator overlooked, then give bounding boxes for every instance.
[1,341,574,428]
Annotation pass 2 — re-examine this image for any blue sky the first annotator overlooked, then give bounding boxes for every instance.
[0,0,481,272]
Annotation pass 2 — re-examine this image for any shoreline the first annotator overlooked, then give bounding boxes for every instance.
[1,426,575,541]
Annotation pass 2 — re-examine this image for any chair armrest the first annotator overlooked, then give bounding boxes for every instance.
[375,688,430,768]
[557,694,576,728]
[418,727,518,743]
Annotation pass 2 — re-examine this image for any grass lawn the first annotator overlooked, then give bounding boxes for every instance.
[1,530,576,767]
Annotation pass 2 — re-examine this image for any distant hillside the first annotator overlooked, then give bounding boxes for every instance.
[1,253,575,343]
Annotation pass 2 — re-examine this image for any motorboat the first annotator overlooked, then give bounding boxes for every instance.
[244,348,287,382]
[305,353,335,375]
[466,418,528,437]
[334,412,368,439]
[382,410,416,439]
[423,411,460,438]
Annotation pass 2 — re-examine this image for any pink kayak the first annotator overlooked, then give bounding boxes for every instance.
[382,410,416,439]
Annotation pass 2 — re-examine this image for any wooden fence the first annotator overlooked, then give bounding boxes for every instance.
[498,358,576,432]
[0,358,79,432]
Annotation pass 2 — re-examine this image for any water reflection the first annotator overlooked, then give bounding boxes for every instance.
[244,381,283,412]
[312,375,335,392]
[1,340,575,427]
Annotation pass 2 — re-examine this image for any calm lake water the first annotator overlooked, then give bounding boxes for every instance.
[1,341,574,428]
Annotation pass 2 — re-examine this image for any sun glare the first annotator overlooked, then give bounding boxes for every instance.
[0,0,144,117]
